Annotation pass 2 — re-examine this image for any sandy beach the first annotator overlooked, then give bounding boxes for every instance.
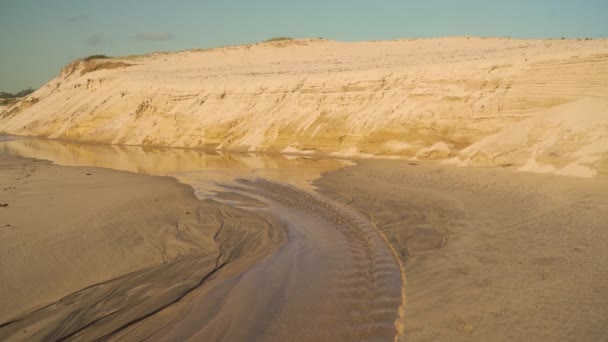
[1,141,608,340]
[1,35,607,341]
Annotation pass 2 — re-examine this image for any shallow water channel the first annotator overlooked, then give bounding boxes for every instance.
[0,136,403,341]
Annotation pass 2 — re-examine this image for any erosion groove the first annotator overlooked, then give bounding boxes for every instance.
[98,177,404,341]
[0,199,283,342]
[0,252,219,341]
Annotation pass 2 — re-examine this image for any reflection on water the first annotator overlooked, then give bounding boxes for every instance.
[0,137,350,197]
[0,134,28,142]
[0,136,403,341]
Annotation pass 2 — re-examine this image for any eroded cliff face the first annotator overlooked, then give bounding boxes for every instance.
[1,37,607,176]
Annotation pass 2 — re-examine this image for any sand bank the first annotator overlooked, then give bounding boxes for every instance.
[314,160,608,340]
[1,37,607,176]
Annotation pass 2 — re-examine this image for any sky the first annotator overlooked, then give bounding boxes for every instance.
[1,0,607,93]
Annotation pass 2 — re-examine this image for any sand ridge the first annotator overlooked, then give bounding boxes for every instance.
[1,37,607,176]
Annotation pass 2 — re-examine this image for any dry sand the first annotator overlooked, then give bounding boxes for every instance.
[314,160,608,341]
[1,37,607,177]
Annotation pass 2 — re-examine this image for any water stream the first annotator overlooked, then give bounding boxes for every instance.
[0,137,403,341]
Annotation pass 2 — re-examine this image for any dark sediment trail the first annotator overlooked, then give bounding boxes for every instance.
[0,178,404,341]
[111,179,404,341]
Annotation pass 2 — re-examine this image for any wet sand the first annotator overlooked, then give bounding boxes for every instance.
[0,141,403,341]
[0,153,219,323]
[315,160,608,341]
[111,179,402,341]
[0,154,286,340]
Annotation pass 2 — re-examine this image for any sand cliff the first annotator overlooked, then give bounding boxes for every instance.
[1,37,607,176]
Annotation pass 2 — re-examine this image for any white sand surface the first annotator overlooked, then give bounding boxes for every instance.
[1,37,606,176]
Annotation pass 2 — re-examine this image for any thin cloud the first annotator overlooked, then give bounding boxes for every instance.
[131,32,173,41]
[86,34,104,46]
[67,14,89,23]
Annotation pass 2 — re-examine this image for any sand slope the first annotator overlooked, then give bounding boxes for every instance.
[315,161,608,341]
[1,37,607,176]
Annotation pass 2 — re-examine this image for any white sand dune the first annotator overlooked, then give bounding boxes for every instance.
[1,37,607,176]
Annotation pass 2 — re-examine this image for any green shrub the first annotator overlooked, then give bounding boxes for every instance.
[83,54,111,61]
[263,37,293,43]
[0,98,18,106]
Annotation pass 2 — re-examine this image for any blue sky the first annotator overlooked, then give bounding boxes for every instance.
[1,0,607,92]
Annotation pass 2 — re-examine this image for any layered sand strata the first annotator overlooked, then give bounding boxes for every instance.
[1,37,607,177]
